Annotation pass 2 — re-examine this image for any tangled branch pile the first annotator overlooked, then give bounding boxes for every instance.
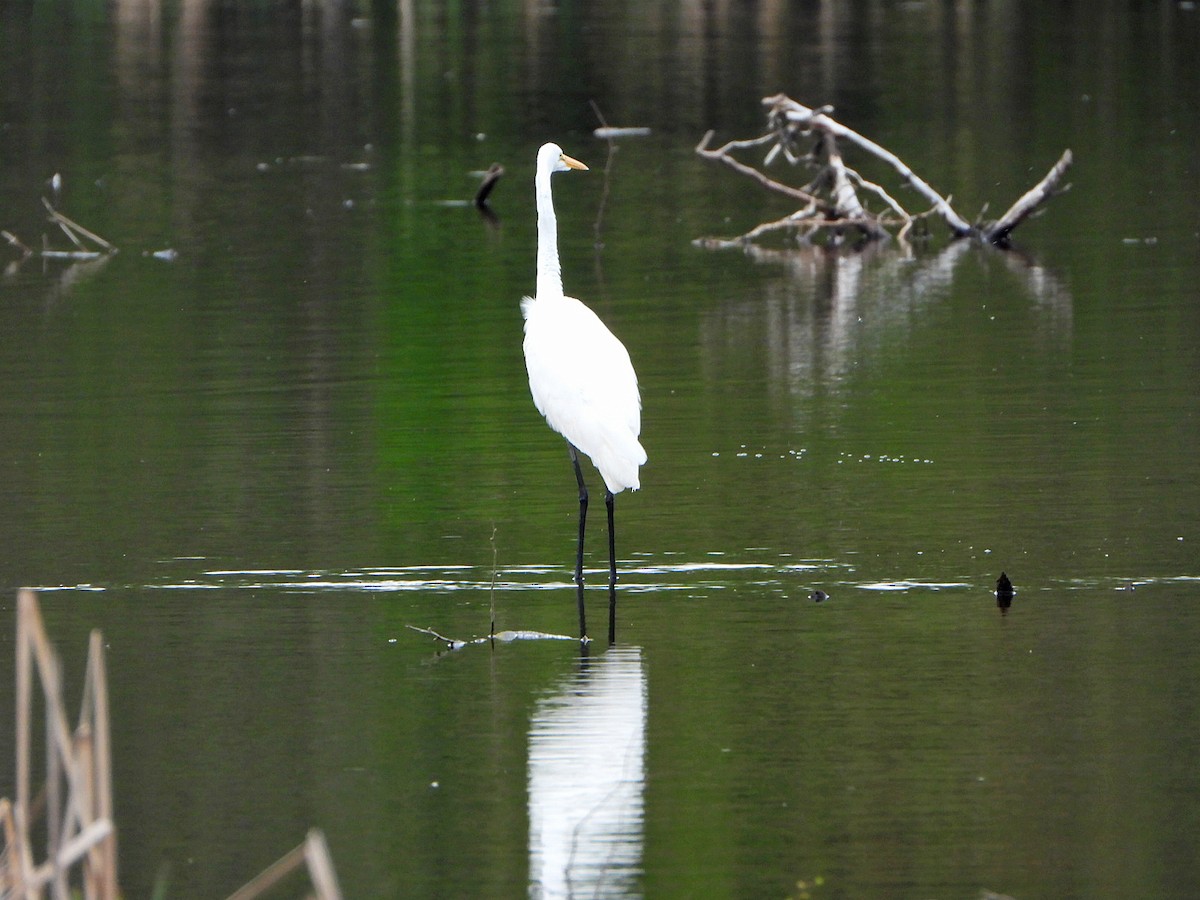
[696,94,1072,249]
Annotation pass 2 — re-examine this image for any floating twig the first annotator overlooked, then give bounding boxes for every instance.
[39,249,104,260]
[594,126,652,139]
[489,525,498,638]
[406,624,464,648]
[590,100,652,140]
[406,624,575,652]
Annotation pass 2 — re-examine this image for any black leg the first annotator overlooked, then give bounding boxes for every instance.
[568,444,588,640]
[606,489,617,645]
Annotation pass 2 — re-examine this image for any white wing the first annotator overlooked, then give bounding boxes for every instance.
[523,295,646,493]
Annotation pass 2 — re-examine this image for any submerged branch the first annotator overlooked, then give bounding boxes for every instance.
[764,94,975,237]
[982,149,1074,246]
[696,93,1071,249]
[406,624,575,652]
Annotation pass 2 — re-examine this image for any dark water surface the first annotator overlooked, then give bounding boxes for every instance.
[2,2,1199,897]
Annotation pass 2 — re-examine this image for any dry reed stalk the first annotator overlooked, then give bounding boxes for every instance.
[225,828,343,900]
[5,592,339,899]
[3,588,118,899]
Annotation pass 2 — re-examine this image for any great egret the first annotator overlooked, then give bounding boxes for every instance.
[521,142,647,643]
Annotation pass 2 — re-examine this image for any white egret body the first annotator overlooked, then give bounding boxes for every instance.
[521,142,646,642]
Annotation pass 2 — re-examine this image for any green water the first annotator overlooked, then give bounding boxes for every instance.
[1,2,1199,897]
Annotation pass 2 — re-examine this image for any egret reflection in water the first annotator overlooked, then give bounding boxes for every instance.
[528,645,646,898]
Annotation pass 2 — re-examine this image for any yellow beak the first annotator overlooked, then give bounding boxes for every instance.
[560,153,588,171]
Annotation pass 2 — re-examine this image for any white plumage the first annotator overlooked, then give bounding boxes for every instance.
[522,295,645,492]
[521,143,646,494]
[521,141,646,642]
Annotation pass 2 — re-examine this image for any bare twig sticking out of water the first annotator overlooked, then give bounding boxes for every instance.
[986,150,1074,245]
[590,103,619,267]
[2,199,118,264]
[589,99,608,132]
[696,93,1072,249]
[589,99,651,281]
[2,229,32,257]
[489,524,498,638]
[408,624,468,649]
[407,530,577,651]
[225,828,343,900]
[42,198,118,256]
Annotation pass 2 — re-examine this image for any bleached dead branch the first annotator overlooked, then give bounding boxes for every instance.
[696,94,1071,249]
[406,624,576,652]
[2,199,118,266]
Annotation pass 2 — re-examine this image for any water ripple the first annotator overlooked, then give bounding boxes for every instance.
[857,580,973,592]
[27,564,1200,597]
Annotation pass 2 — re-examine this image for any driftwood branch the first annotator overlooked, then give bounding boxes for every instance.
[589,100,652,140]
[984,149,1074,245]
[696,130,818,205]
[406,624,576,652]
[696,94,1072,248]
[2,198,119,265]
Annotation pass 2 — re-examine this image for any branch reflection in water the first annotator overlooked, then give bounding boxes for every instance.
[528,645,646,899]
[700,241,1074,399]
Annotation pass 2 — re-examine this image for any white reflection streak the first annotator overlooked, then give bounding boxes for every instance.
[528,646,646,899]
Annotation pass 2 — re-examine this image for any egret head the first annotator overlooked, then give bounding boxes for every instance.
[538,142,588,175]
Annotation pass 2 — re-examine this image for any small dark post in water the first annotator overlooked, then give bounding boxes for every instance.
[473,163,505,226]
[810,590,829,603]
[474,162,504,207]
[996,571,1014,613]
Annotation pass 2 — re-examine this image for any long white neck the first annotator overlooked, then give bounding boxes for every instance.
[535,165,564,299]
